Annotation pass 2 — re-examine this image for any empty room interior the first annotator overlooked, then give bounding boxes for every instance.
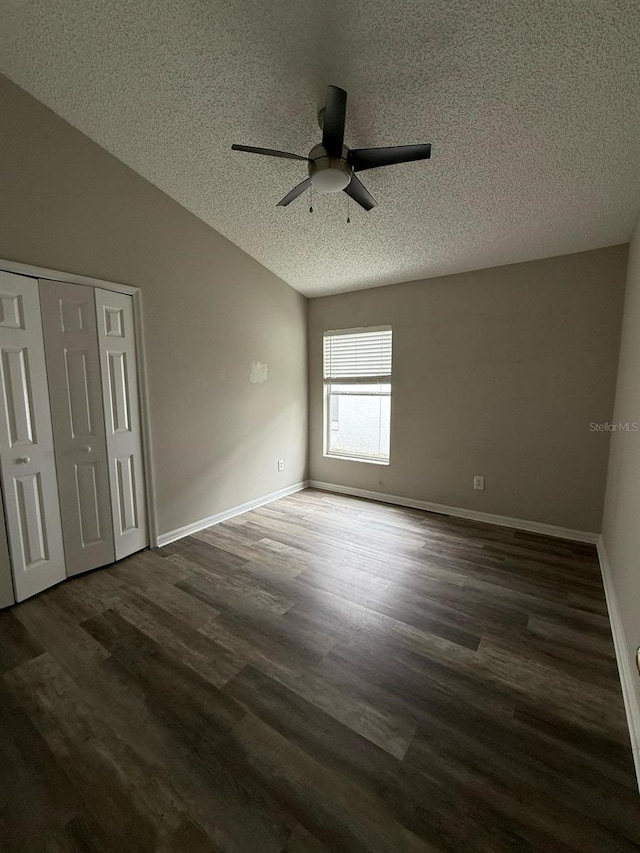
[1,2,640,851]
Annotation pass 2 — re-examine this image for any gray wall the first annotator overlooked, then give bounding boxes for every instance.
[309,246,627,532]
[601,213,640,735]
[0,75,308,539]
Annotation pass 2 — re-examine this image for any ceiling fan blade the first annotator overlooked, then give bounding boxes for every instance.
[348,143,432,172]
[344,175,377,211]
[322,86,347,156]
[277,178,312,207]
[232,144,308,162]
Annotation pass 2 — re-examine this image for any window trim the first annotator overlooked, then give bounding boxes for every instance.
[322,326,392,465]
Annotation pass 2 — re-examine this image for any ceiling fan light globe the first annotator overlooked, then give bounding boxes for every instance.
[309,167,351,193]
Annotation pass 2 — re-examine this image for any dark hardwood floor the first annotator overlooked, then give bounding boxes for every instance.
[1,488,638,852]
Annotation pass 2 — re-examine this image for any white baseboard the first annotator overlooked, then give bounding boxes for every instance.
[159,479,598,549]
[308,480,599,544]
[597,540,640,791]
[156,481,309,547]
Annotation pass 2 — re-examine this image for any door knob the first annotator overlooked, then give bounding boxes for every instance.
[16,456,31,464]
[82,445,92,454]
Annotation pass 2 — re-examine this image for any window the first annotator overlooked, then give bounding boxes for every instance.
[323,326,392,463]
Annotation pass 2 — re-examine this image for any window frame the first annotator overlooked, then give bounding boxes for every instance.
[322,325,392,465]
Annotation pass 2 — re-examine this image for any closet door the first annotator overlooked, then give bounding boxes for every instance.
[0,271,66,601]
[40,281,116,575]
[95,289,148,559]
[0,489,15,607]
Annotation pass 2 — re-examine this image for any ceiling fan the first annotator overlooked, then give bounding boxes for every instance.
[232,85,432,212]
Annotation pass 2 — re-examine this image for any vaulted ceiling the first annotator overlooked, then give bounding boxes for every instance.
[1,1,639,296]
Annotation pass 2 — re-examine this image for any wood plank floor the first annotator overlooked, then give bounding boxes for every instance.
[1,488,638,852]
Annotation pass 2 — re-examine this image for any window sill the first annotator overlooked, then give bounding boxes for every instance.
[324,453,390,466]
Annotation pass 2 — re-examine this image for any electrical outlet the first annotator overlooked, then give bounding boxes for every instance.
[278,459,285,472]
[473,475,485,491]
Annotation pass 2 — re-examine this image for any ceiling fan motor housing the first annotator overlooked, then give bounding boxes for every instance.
[308,144,352,193]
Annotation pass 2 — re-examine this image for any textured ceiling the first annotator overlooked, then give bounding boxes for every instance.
[0,1,639,296]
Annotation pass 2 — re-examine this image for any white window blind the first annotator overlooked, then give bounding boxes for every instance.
[323,328,392,382]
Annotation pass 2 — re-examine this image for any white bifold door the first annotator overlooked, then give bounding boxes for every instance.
[40,282,116,576]
[95,289,147,560]
[0,270,148,603]
[0,272,66,601]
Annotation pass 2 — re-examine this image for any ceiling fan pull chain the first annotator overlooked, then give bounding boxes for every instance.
[347,193,351,224]
[309,185,314,213]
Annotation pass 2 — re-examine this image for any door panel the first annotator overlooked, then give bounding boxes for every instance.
[15,472,50,564]
[64,349,93,436]
[95,289,148,559]
[107,350,131,432]
[40,281,115,575]
[75,462,102,543]
[1,346,37,445]
[0,271,65,601]
[0,489,14,607]
[115,455,138,532]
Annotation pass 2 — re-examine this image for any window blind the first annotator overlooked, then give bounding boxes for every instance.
[323,328,392,382]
